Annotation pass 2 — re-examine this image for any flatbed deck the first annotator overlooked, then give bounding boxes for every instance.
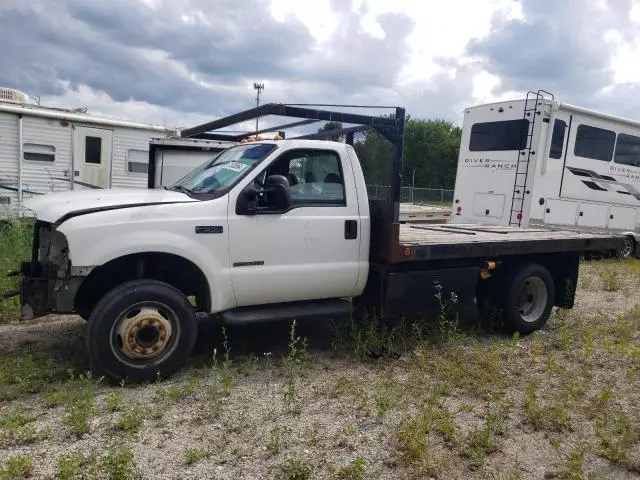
[398,223,620,261]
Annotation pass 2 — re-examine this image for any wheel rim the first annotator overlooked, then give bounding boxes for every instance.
[516,276,548,323]
[620,238,633,258]
[110,301,181,369]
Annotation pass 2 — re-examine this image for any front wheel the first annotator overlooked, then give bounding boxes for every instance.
[86,280,198,382]
[503,264,555,334]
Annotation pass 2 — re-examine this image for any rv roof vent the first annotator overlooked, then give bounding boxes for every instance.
[0,87,31,105]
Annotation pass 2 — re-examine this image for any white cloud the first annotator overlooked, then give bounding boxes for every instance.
[3,0,640,130]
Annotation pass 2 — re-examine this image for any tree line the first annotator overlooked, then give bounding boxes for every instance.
[317,117,462,189]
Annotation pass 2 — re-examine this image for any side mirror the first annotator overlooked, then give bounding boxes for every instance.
[264,175,292,211]
[235,175,292,215]
[236,185,259,215]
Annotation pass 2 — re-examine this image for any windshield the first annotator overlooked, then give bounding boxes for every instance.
[171,143,278,194]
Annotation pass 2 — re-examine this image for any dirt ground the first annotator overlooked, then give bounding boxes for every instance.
[0,260,639,480]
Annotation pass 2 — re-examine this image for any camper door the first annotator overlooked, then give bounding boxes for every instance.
[73,126,113,189]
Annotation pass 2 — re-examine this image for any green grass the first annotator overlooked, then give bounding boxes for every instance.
[63,372,99,437]
[184,447,209,465]
[99,444,142,480]
[332,457,366,480]
[0,454,33,479]
[0,404,37,446]
[56,451,85,480]
[0,347,54,401]
[112,406,144,435]
[595,408,640,468]
[55,445,142,479]
[277,457,313,480]
[523,383,571,432]
[0,220,33,324]
[461,402,509,470]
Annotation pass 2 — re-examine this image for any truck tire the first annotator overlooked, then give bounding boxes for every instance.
[503,264,555,334]
[617,236,635,259]
[86,280,198,382]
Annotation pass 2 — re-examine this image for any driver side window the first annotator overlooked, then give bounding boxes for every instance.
[264,149,346,206]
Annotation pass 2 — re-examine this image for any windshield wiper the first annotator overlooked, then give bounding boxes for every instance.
[169,185,192,194]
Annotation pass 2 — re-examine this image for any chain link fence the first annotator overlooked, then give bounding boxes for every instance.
[366,186,454,205]
[300,126,454,206]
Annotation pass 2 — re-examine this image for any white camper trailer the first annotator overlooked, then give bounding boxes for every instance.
[451,91,640,258]
[0,87,179,217]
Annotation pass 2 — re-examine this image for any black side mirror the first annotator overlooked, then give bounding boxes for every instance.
[236,185,259,215]
[235,175,292,215]
[264,175,292,211]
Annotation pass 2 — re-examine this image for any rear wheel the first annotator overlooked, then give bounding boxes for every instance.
[617,236,635,259]
[503,264,555,334]
[86,280,197,382]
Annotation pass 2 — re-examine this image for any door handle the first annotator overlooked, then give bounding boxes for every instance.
[344,220,357,240]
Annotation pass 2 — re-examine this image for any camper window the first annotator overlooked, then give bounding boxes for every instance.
[469,119,529,151]
[549,120,567,159]
[127,149,148,174]
[574,124,615,162]
[23,143,55,162]
[85,137,102,164]
[614,133,640,168]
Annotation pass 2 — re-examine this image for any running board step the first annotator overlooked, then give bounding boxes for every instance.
[221,298,353,324]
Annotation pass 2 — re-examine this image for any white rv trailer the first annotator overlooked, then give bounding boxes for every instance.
[451,91,640,258]
[0,87,182,217]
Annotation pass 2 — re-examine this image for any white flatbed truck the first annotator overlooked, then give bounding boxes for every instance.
[3,104,622,381]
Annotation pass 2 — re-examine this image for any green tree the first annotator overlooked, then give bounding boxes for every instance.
[317,121,343,132]
[351,116,461,191]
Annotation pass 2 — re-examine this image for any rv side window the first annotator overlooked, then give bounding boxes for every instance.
[614,133,640,168]
[23,143,55,162]
[469,119,529,151]
[548,120,567,159]
[127,149,149,174]
[574,124,615,162]
[85,137,102,164]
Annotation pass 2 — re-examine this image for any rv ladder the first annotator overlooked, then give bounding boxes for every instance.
[509,89,554,226]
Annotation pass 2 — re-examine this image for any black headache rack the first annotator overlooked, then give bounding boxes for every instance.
[157,103,407,264]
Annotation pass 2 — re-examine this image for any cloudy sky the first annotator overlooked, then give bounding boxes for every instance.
[1,0,640,130]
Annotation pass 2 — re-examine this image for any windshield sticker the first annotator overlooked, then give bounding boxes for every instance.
[222,162,247,173]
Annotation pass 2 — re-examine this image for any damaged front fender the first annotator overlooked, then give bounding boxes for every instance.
[20,276,85,320]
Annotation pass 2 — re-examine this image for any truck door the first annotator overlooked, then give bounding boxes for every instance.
[73,126,113,189]
[227,147,361,307]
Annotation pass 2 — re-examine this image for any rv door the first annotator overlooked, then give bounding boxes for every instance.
[73,126,113,190]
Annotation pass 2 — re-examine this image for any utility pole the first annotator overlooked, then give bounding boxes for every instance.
[253,82,264,135]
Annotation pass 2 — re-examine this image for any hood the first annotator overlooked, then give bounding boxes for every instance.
[23,188,197,224]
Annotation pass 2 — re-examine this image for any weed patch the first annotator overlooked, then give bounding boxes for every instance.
[0,220,33,324]
[523,383,571,432]
[0,454,33,479]
[184,447,209,465]
[64,372,99,437]
[112,406,144,435]
[595,408,640,469]
[56,451,85,480]
[461,402,509,470]
[277,457,313,480]
[332,457,366,480]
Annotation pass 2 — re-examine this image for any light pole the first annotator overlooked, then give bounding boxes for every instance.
[253,82,264,135]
